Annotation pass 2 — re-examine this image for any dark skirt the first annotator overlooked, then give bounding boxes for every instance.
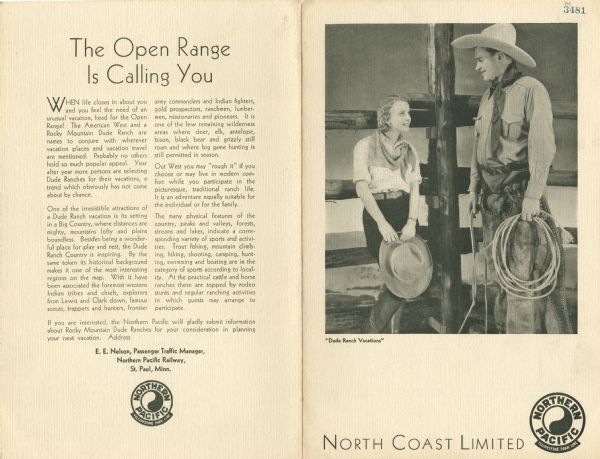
[362,195,410,262]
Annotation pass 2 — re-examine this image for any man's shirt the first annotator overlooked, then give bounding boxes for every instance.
[469,76,556,199]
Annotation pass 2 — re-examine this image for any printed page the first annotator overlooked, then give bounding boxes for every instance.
[303,0,599,457]
[0,1,301,458]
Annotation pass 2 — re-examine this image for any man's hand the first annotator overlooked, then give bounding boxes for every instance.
[521,197,540,221]
[400,219,416,241]
[377,220,399,242]
[468,192,479,215]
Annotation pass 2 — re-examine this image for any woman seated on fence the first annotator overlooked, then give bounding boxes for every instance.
[353,94,422,333]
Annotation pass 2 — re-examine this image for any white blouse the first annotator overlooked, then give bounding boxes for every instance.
[352,134,422,194]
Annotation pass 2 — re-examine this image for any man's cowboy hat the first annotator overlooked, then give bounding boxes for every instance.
[379,235,433,299]
[451,23,536,68]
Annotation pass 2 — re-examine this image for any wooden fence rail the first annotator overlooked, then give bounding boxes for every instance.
[326,97,576,130]
[325,226,577,268]
[326,169,576,200]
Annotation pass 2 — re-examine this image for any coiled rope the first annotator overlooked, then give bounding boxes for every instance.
[459,206,571,334]
[492,210,561,300]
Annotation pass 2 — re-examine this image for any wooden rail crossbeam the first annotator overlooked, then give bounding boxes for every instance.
[325,169,576,200]
[325,283,578,334]
[325,226,577,268]
[326,97,576,130]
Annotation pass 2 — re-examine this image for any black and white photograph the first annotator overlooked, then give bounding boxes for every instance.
[325,23,578,334]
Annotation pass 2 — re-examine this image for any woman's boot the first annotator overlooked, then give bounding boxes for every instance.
[364,289,405,333]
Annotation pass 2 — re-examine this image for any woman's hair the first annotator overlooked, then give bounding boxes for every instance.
[375,95,417,179]
[377,94,410,130]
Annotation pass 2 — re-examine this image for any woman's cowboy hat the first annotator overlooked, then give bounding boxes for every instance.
[379,235,433,299]
[451,23,536,68]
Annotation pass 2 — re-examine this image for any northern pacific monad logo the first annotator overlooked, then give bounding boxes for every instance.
[130,380,173,426]
[529,392,585,453]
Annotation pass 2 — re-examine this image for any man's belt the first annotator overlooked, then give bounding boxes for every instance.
[479,161,528,176]
[480,176,529,215]
[372,190,406,200]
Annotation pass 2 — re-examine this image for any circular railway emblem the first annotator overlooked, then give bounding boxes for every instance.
[130,380,173,426]
[529,392,584,453]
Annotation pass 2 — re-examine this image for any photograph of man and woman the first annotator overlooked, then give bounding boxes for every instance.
[325,23,577,335]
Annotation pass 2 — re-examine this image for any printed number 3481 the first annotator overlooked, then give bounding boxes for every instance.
[563,2,586,13]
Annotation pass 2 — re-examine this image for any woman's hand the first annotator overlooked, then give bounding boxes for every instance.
[400,219,416,241]
[377,220,399,242]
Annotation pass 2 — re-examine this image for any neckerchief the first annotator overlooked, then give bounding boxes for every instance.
[368,130,416,180]
[489,64,522,156]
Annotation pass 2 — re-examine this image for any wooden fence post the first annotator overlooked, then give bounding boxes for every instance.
[426,27,440,262]
[429,24,461,333]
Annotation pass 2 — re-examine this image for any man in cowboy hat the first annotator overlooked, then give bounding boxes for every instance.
[451,23,572,333]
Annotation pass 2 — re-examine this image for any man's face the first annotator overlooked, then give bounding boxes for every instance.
[474,47,504,81]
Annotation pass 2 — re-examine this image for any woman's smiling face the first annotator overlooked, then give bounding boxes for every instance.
[387,100,411,133]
